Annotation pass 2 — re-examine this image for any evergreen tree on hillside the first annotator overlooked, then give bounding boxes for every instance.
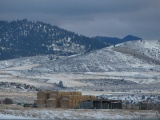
[0,19,109,60]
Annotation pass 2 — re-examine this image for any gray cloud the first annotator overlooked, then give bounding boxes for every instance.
[0,0,160,39]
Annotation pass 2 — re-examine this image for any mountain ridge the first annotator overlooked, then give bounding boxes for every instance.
[0,40,159,73]
[93,35,142,45]
[0,19,108,60]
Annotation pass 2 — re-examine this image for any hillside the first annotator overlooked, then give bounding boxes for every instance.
[93,35,142,45]
[0,40,160,73]
[0,19,108,60]
[113,39,160,63]
[32,40,160,73]
[0,40,160,103]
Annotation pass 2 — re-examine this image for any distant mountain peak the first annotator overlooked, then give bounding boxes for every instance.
[93,35,142,45]
[123,35,142,41]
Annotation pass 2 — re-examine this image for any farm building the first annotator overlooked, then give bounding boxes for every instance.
[139,101,160,110]
[79,100,122,109]
[36,91,122,109]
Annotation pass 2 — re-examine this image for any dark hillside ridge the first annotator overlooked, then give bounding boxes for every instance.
[0,19,109,60]
[93,35,142,45]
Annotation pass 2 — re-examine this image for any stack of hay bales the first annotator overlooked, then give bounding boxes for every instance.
[36,91,97,109]
[36,91,49,108]
[47,91,71,108]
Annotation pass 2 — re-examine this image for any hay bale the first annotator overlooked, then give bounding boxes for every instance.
[48,91,65,98]
[82,95,91,101]
[64,91,82,95]
[80,96,86,101]
[75,99,80,103]
[74,92,81,95]
[53,91,65,100]
[90,95,96,100]
[60,99,73,108]
[48,91,58,95]
[72,92,77,95]
[49,94,57,99]
[77,92,82,96]
[46,99,57,108]
[57,91,64,95]
[48,91,57,96]
[72,95,81,100]
[67,92,73,95]
[74,92,82,95]
[67,91,77,95]
[37,91,49,99]
[74,103,80,108]
[62,95,74,100]
[36,99,46,108]
[73,99,80,108]
[86,95,91,100]
[66,92,72,95]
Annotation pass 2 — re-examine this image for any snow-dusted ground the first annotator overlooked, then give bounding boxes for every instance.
[0,40,160,119]
[0,40,160,95]
[0,113,35,119]
[31,40,160,73]
[116,40,160,61]
[0,40,160,73]
[0,108,159,119]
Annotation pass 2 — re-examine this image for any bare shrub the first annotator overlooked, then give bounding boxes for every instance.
[2,98,13,104]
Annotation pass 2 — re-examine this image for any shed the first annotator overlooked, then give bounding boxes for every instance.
[93,100,122,109]
[79,100,122,109]
[79,101,93,109]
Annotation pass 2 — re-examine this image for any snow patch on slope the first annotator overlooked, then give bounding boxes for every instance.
[118,40,160,61]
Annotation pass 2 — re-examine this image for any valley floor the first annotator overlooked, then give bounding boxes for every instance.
[0,40,160,119]
[0,105,160,119]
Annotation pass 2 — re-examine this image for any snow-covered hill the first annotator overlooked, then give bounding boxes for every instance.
[113,40,160,64]
[31,40,160,73]
[0,19,108,60]
[0,40,160,105]
[0,40,160,73]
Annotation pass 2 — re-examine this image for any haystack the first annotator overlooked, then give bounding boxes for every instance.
[49,91,66,100]
[46,98,57,108]
[48,91,58,95]
[60,98,74,108]
[90,95,96,100]
[49,94,57,99]
[37,91,49,99]
[36,99,46,108]
[61,95,74,100]
[36,91,84,108]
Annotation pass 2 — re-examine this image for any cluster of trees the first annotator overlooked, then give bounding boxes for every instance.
[93,35,142,45]
[0,82,38,91]
[0,19,108,60]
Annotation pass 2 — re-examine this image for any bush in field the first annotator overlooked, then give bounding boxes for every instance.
[2,98,13,104]
[59,81,64,88]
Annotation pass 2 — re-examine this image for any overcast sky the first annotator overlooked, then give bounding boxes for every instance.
[0,0,160,39]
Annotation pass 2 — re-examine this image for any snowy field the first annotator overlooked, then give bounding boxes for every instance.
[0,107,160,119]
[0,113,34,119]
[0,40,160,119]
